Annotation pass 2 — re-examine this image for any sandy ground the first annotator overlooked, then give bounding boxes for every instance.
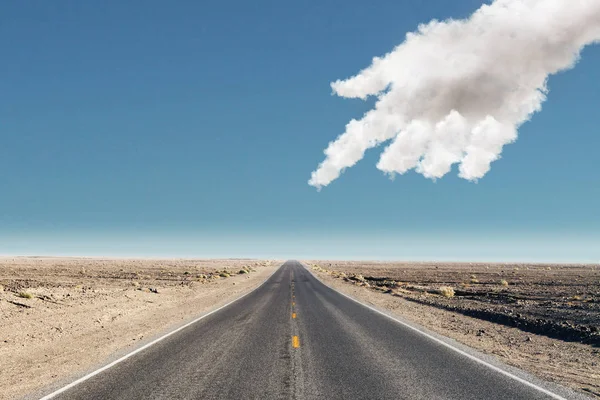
[0,257,279,400]
[306,261,600,398]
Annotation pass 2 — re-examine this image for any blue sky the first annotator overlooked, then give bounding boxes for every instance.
[1,1,598,261]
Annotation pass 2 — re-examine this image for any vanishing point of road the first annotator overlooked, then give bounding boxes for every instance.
[44,261,578,400]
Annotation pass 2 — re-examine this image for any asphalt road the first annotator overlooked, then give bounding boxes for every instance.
[47,261,572,400]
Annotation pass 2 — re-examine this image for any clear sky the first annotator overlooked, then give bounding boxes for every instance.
[1,1,599,262]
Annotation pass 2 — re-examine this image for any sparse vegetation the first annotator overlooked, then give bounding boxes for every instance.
[438,286,455,298]
[0,257,276,399]
[309,260,600,396]
[310,260,600,349]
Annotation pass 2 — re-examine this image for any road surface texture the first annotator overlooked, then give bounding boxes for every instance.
[44,261,581,400]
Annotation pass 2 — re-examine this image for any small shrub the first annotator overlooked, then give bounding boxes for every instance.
[238,269,248,274]
[470,278,479,284]
[438,286,455,298]
[499,279,509,286]
[219,272,230,278]
[18,292,33,299]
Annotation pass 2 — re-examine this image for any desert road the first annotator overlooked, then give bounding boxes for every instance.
[42,261,577,400]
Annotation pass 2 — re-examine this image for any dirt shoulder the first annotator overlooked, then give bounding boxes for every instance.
[306,261,600,398]
[0,257,279,400]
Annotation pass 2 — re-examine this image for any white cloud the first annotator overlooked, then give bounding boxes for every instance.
[309,0,600,188]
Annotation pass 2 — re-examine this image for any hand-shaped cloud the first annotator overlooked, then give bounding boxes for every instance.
[309,0,600,189]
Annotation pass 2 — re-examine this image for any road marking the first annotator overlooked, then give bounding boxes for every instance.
[292,335,300,348]
[39,267,281,400]
[292,302,295,306]
[301,263,568,400]
[292,313,296,319]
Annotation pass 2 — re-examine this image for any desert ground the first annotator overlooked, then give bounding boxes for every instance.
[307,260,600,398]
[0,257,279,400]
[2,258,599,399]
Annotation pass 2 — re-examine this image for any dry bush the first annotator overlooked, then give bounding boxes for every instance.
[438,286,455,298]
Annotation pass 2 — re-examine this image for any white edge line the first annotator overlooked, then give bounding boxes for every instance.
[39,266,280,400]
[301,263,568,400]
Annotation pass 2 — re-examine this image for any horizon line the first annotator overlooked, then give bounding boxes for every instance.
[1,253,598,265]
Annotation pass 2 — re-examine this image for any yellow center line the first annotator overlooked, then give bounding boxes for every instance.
[292,312,296,319]
[292,335,300,348]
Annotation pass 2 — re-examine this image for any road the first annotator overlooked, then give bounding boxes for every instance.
[46,260,572,400]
